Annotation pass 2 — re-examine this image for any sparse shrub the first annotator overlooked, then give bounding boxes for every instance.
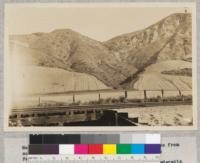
[129,99,142,103]
[98,98,104,104]
[111,98,118,103]
[119,96,126,103]
[105,98,113,104]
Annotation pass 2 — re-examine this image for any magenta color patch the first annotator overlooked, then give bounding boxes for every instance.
[74,144,88,154]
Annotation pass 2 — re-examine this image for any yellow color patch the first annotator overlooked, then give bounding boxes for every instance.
[103,144,116,154]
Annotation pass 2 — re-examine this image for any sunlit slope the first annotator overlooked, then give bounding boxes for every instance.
[132,60,192,90]
[14,66,110,95]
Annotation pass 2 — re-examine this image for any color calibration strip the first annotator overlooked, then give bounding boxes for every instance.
[29,143,161,155]
[28,134,161,161]
[29,134,160,145]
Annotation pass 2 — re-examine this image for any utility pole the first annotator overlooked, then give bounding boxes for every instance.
[38,96,41,106]
[98,93,101,102]
[125,90,127,99]
[184,8,188,14]
[144,90,147,102]
[73,94,75,103]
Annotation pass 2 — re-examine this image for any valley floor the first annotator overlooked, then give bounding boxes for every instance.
[114,105,193,126]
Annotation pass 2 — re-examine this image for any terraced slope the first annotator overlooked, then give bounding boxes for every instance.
[13,66,110,95]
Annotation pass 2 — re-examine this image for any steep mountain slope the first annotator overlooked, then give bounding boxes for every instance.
[105,13,191,66]
[104,13,192,89]
[10,29,137,89]
[9,13,192,91]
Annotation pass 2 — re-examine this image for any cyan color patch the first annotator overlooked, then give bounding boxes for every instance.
[131,144,145,154]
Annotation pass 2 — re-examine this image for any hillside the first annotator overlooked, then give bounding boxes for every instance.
[13,66,110,95]
[131,60,192,90]
[105,13,191,64]
[9,13,192,92]
[10,29,137,89]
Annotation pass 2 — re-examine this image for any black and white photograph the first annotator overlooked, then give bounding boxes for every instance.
[4,3,197,131]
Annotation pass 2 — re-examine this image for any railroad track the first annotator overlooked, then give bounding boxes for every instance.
[11,101,192,114]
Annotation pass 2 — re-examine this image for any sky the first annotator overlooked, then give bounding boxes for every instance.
[5,4,192,41]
